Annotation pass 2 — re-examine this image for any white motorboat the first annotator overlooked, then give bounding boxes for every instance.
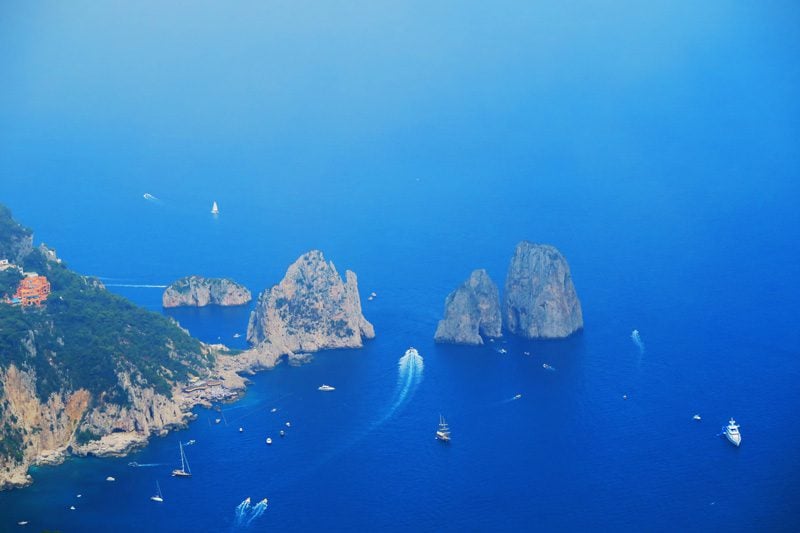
[724,418,742,447]
[106,476,115,482]
[266,437,273,445]
[514,394,522,400]
[318,384,335,391]
[693,414,702,421]
[211,201,219,215]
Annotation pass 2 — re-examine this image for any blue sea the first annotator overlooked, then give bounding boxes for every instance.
[1,1,799,531]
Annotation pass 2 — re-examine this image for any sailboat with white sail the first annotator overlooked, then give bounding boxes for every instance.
[171,442,192,477]
[436,415,451,443]
[211,201,219,215]
[150,481,164,502]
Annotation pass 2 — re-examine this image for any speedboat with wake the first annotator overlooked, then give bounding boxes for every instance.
[723,418,741,447]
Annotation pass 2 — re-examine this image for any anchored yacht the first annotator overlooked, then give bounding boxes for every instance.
[172,442,192,477]
[318,384,335,391]
[436,415,451,443]
[724,418,741,447]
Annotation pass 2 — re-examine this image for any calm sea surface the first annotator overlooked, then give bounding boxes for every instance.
[1,2,799,531]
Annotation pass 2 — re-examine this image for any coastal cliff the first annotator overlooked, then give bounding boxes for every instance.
[246,250,375,354]
[0,204,219,490]
[503,241,583,339]
[162,276,251,308]
[434,269,502,345]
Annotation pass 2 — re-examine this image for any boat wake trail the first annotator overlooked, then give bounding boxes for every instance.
[631,329,645,354]
[127,462,163,468]
[377,347,424,425]
[104,283,168,288]
[143,193,161,203]
[234,497,269,528]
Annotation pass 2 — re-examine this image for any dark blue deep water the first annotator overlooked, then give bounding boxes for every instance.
[1,2,799,531]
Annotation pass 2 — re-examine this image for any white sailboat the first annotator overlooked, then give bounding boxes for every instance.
[150,481,164,502]
[211,201,219,215]
[436,415,451,443]
[171,442,192,477]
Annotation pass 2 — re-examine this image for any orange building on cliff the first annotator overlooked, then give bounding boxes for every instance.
[14,274,51,306]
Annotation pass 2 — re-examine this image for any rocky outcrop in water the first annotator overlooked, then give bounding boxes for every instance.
[503,241,583,338]
[162,276,251,308]
[246,250,375,354]
[434,269,502,345]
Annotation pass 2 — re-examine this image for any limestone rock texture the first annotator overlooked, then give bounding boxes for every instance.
[162,276,251,308]
[434,269,502,345]
[503,241,583,339]
[246,250,375,354]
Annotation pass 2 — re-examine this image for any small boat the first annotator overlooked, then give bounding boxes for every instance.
[128,461,139,467]
[211,201,219,215]
[239,427,244,433]
[436,415,451,443]
[69,506,76,511]
[285,422,291,428]
[693,414,702,421]
[17,521,28,526]
[76,494,82,498]
[171,442,192,477]
[367,295,374,301]
[279,430,285,437]
[489,338,495,343]
[318,384,335,391]
[106,476,115,482]
[498,348,508,354]
[542,363,555,371]
[266,437,273,445]
[215,418,221,424]
[150,481,164,503]
[523,351,531,356]
[233,333,241,338]
[185,439,196,445]
[370,292,377,298]
[513,394,522,400]
[724,418,742,447]
[270,408,278,413]
[622,394,628,400]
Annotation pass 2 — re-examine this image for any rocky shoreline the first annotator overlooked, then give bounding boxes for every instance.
[0,343,287,491]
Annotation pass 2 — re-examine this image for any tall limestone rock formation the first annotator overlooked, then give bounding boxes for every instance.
[246,250,375,354]
[434,269,502,345]
[503,241,583,338]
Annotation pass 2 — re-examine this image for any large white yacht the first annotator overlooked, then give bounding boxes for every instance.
[724,418,741,447]
[318,384,335,391]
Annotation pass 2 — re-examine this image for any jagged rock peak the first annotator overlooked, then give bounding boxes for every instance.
[503,241,583,339]
[162,276,252,308]
[434,269,502,345]
[246,250,375,354]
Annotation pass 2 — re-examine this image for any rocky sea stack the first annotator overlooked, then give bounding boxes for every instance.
[246,250,374,354]
[503,241,583,338]
[434,269,502,345]
[162,276,252,308]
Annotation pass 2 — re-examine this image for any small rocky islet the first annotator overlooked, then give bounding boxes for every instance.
[434,241,583,344]
[162,276,252,308]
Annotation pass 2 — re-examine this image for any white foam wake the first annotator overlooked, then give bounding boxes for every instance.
[631,329,645,353]
[234,497,269,527]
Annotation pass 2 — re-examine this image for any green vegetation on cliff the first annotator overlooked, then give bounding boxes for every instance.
[0,205,213,406]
